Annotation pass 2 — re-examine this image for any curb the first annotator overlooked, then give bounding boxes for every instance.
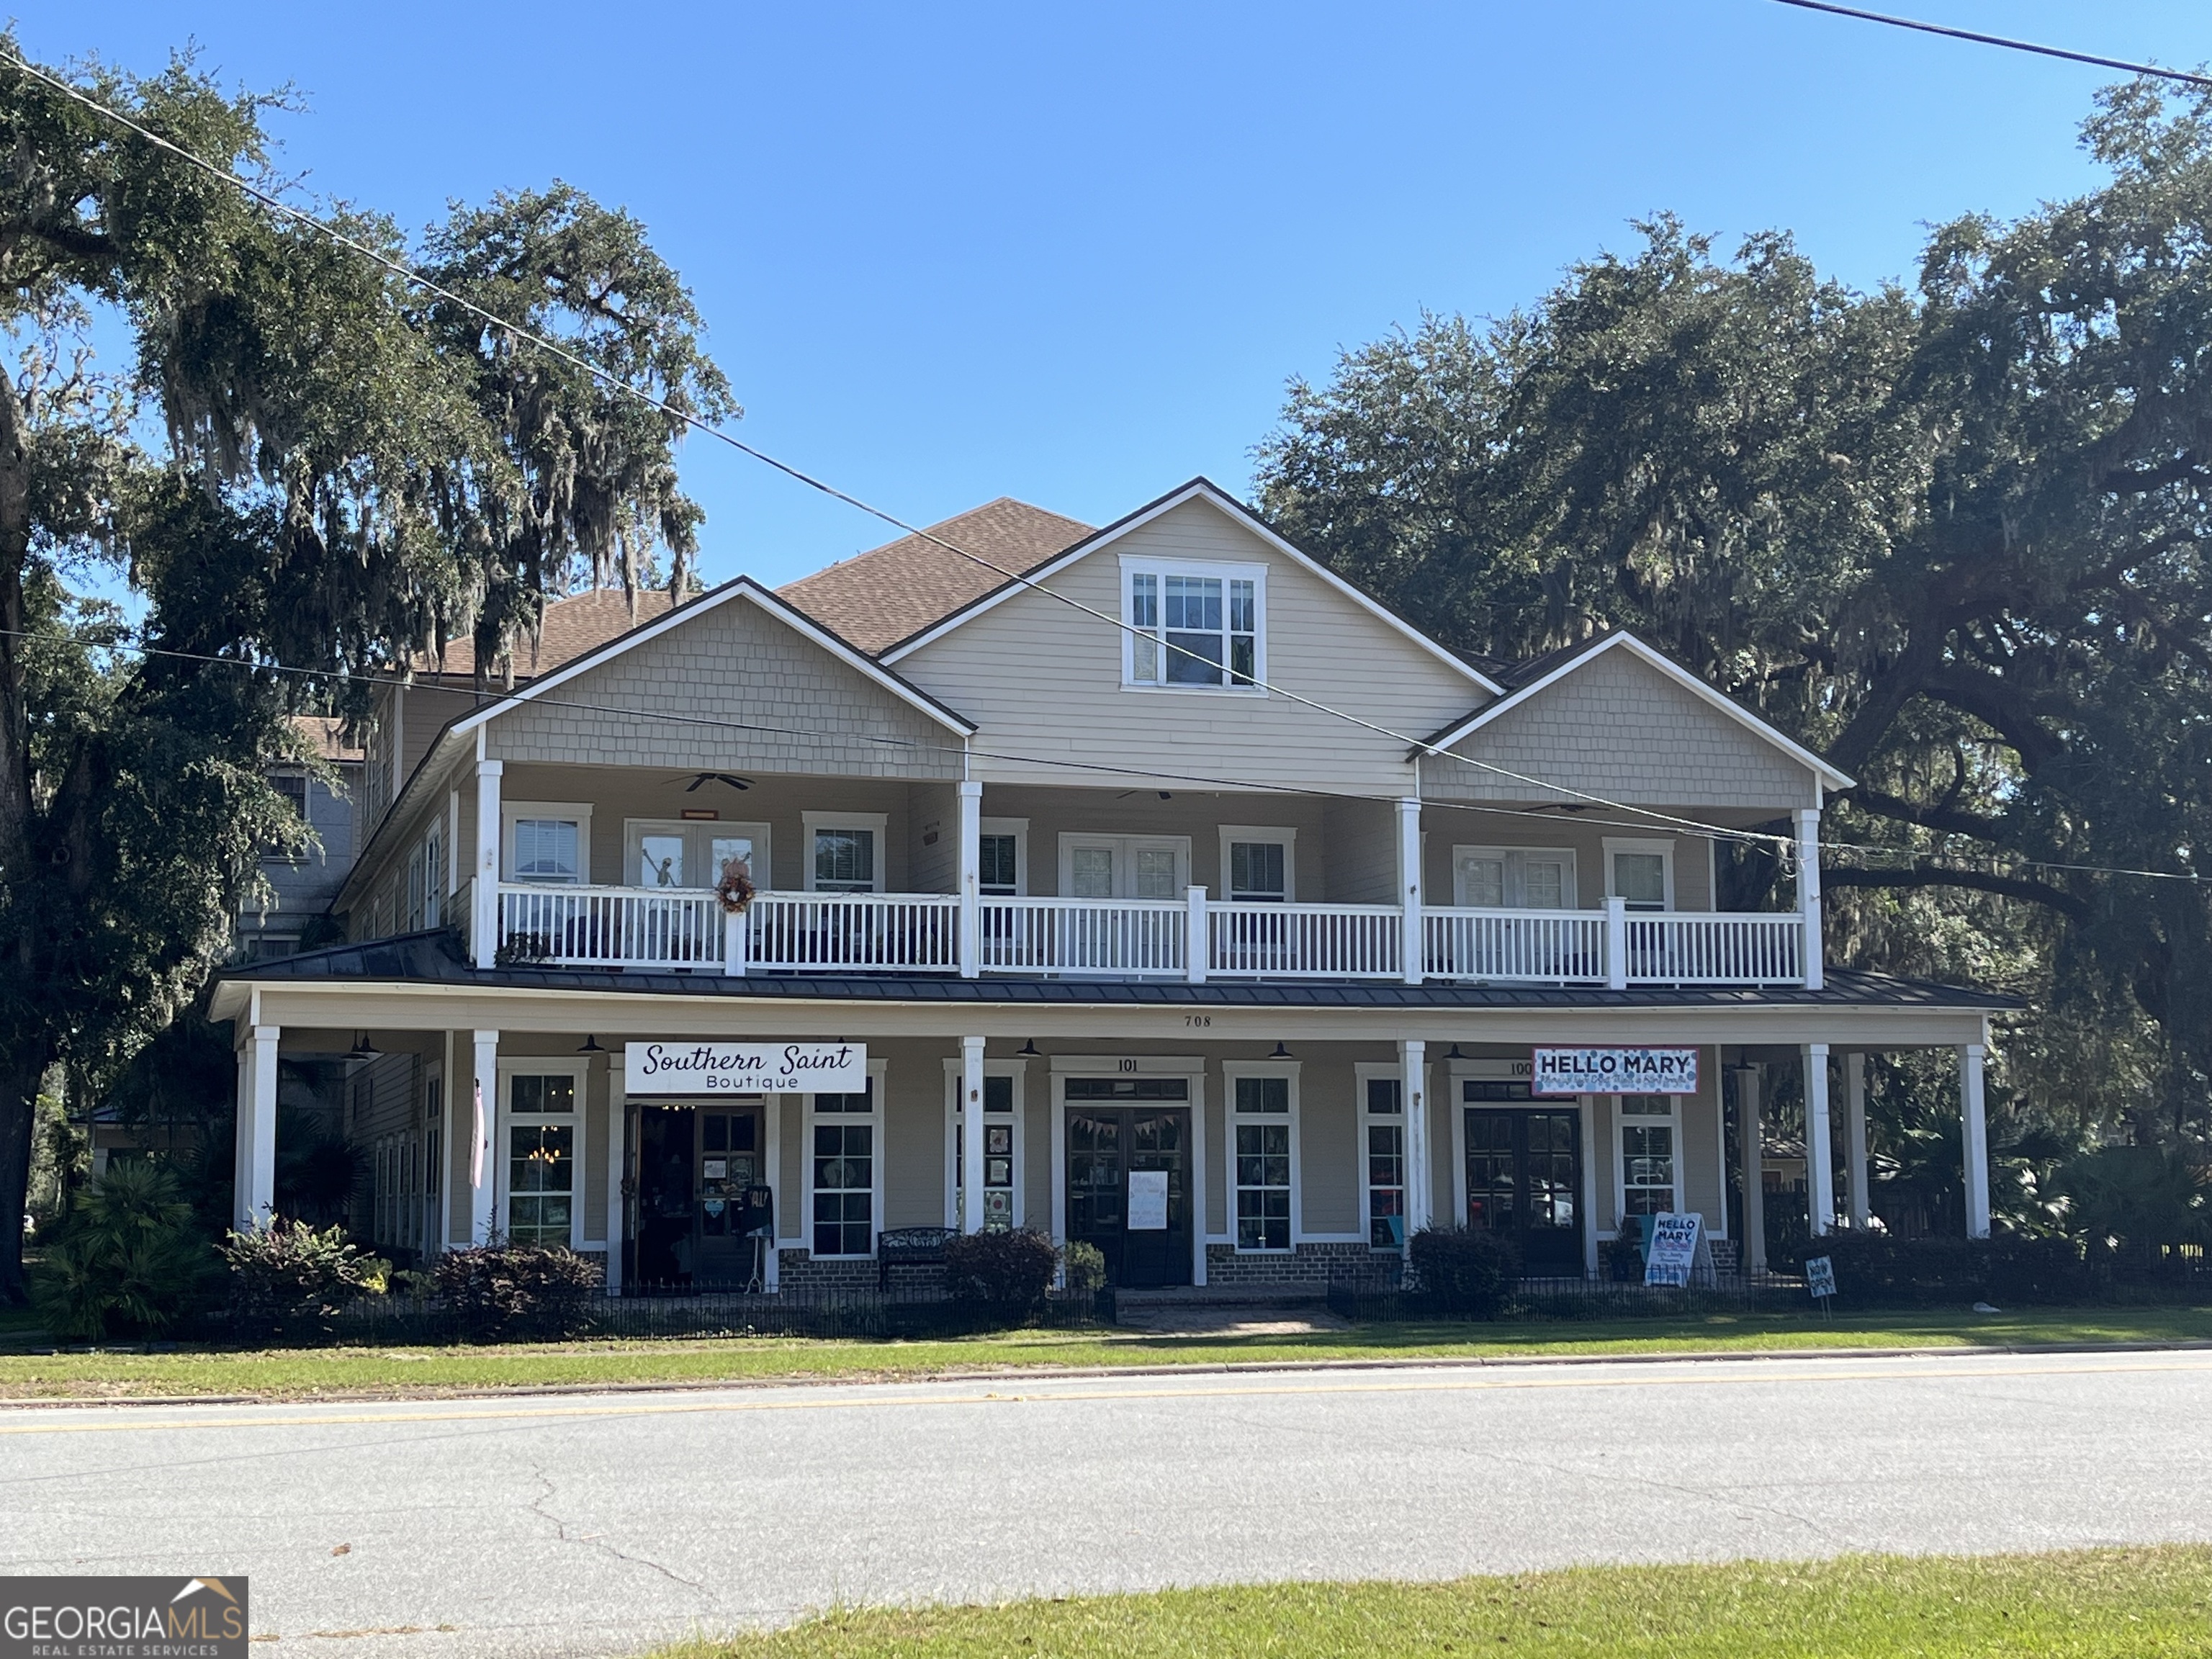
[4,1336,2211,1411]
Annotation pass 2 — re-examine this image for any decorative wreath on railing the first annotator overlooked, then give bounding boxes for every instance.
[715,856,757,914]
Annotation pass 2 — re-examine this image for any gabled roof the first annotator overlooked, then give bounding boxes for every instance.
[1416,631,1855,791]
[778,498,1094,654]
[413,588,681,683]
[875,477,1506,696]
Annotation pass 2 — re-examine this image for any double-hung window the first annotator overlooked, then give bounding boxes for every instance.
[1123,558,1264,691]
[1222,827,1295,903]
[507,804,592,884]
[1232,1074,1294,1251]
[811,1084,877,1256]
[978,817,1027,896]
[805,813,887,894]
[505,1071,578,1246]
[1605,839,1674,912]
[1361,1075,1406,1250]
[1617,1093,1678,1218]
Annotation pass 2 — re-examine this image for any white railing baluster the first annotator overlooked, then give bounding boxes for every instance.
[1419,906,1802,986]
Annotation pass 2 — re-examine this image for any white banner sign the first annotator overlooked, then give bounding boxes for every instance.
[1532,1046,1698,1096]
[624,1041,867,1094]
[1642,1211,1711,1287]
[1126,1169,1170,1231]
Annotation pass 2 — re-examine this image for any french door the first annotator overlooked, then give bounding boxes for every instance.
[1463,1107,1584,1275]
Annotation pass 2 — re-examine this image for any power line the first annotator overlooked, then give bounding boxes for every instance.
[1767,0,2212,89]
[4,45,1787,853]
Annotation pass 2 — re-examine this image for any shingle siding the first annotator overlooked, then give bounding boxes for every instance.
[1421,648,1818,810]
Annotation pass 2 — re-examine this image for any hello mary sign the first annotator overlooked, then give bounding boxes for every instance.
[1532,1047,1698,1096]
[625,1042,867,1094]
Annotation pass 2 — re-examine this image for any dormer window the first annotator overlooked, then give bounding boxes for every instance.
[1123,557,1264,691]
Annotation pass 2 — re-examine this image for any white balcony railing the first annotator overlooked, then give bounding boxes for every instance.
[748,892,961,974]
[498,884,723,969]
[977,896,1188,976]
[1208,902,1403,979]
[1422,907,1609,984]
[487,884,1809,986]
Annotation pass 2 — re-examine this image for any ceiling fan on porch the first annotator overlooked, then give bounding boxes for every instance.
[673,772,753,793]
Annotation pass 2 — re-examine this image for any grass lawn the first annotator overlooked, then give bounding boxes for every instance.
[652,1547,2212,1658]
[0,1304,2208,1400]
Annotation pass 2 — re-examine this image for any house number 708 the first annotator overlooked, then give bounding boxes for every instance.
[1184,1015,1212,1027]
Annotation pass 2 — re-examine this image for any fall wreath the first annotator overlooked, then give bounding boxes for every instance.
[715,856,757,914]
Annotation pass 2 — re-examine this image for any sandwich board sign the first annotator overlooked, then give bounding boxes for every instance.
[1643,1212,1714,1287]
[1805,1255,1838,1300]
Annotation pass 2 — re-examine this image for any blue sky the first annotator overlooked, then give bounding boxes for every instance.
[34,1,2212,590]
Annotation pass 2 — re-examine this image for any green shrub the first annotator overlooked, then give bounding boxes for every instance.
[32,1161,218,1340]
[943,1228,1058,1314]
[1061,1239,1107,1295]
[2054,1146,2208,1261]
[433,1241,600,1339]
[1793,1233,2089,1305]
[220,1220,387,1340]
[1408,1226,1520,1318]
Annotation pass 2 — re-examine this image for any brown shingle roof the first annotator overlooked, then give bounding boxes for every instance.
[413,588,680,683]
[289,714,364,763]
[778,498,1093,655]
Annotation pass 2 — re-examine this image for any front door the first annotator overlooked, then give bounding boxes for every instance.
[1064,1084,1194,1287]
[1463,1107,1584,1275]
[633,1101,766,1286]
[694,1101,767,1284]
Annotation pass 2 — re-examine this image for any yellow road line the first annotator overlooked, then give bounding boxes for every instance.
[1,1354,2205,1437]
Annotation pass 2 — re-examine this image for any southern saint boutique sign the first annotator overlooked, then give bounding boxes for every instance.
[626,1042,868,1094]
[1532,1047,1698,1096]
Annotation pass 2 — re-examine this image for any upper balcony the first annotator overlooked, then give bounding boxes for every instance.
[409,765,1819,989]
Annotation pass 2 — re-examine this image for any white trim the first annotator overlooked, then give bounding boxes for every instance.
[1354,1061,1409,1253]
[449,579,975,739]
[978,817,1029,896]
[802,811,891,894]
[622,816,771,892]
[423,1059,446,1259]
[1449,843,1579,909]
[1047,1057,1208,1287]
[941,1056,1028,1229]
[1422,631,1854,791]
[879,477,1505,696]
[804,1058,889,1260]
[503,801,594,885]
[1217,825,1297,904]
[1603,837,1676,912]
[1612,1091,1684,1222]
[1223,1058,1302,1251]
[497,1057,590,1251]
[1118,551,1269,697]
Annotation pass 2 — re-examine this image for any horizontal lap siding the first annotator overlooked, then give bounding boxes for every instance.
[1422,649,1817,811]
[486,597,962,781]
[899,500,1483,794]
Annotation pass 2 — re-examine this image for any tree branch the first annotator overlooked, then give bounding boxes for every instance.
[1849,783,2008,844]
[1825,863,2090,923]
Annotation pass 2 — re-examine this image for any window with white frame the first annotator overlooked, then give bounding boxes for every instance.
[1360,1074,1406,1250]
[422,823,442,927]
[625,819,771,891]
[505,804,592,884]
[948,1069,1021,1230]
[504,1070,580,1246]
[1123,557,1265,691]
[1605,839,1674,912]
[1453,846,1576,909]
[1617,1093,1679,1218]
[1231,1071,1295,1251]
[805,813,886,894]
[1061,835,1189,900]
[978,817,1027,896]
[811,1082,876,1256]
[1220,827,1295,903]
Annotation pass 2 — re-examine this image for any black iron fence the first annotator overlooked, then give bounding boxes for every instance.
[1326,1272,1808,1324]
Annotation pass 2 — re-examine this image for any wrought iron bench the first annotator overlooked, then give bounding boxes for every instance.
[876,1225,958,1292]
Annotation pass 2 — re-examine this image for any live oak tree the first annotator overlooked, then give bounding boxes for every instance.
[0,44,728,1302]
[1256,80,2212,1151]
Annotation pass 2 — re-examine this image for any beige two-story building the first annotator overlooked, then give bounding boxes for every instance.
[210,480,2006,1290]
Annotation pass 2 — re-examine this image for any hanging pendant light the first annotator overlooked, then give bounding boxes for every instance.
[576,1034,606,1054]
[347,1031,380,1061]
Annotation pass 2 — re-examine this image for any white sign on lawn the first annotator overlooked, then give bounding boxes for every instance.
[1126,1169,1170,1231]
[1532,1047,1699,1096]
[624,1041,868,1094]
[1643,1211,1713,1287]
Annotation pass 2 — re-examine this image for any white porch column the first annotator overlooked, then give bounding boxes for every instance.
[959,1035,986,1233]
[1604,896,1629,989]
[1961,1042,1990,1238]
[1399,1038,1429,1236]
[234,1025,279,1230]
[956,781,982,980]
[1803,1043,1834,1237]
[471,757,503,969]
[1735,1066,1766,1274]
[1797,806,1824,992]
[1185,886,1208,984]
[1845,1051,1870,1228]
[470,1029,499,1243]
[1397,798,1424,985]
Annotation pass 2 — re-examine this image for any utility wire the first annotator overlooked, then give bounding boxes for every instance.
[1767,0,2212,89]
[1,44,1794,853]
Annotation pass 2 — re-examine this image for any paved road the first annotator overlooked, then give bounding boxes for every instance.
[5,1349,2211,1658]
